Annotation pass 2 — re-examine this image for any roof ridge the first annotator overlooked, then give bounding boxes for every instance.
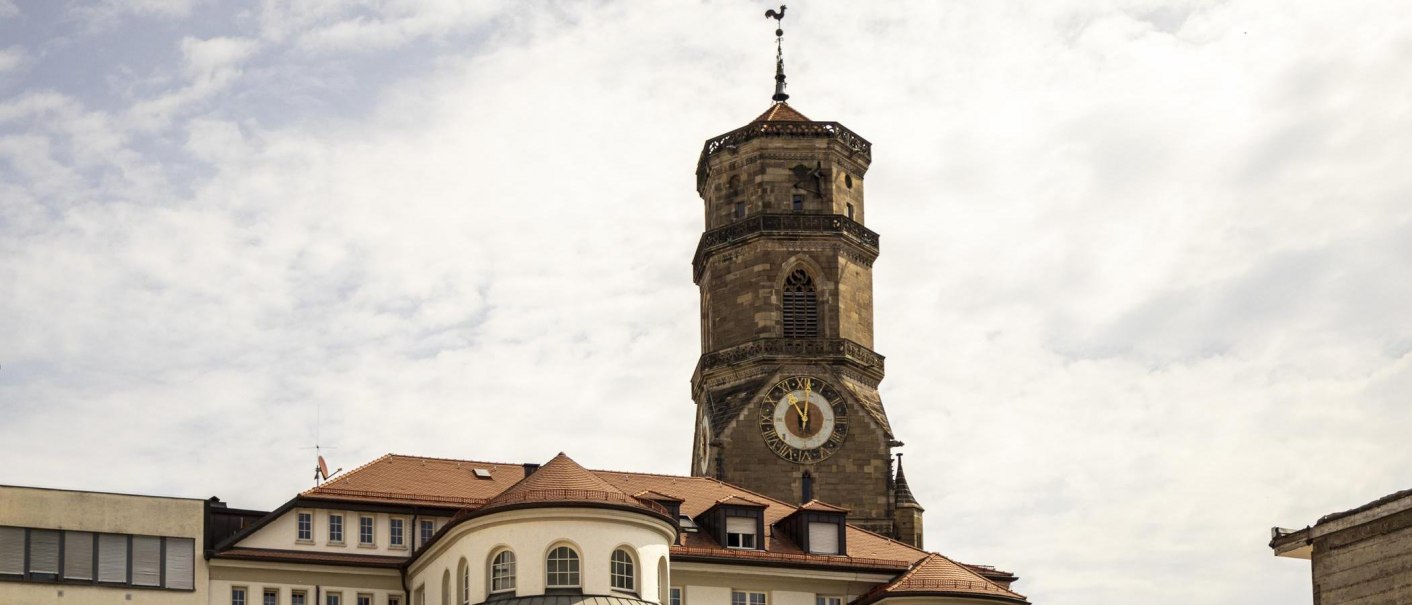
[924,552,1025,598]
[845,524,929,558]
[385,453,527,467]
[303,453,393,495]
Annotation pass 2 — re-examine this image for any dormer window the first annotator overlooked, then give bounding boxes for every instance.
[726,517,757,549]
[807,521,840,554]
[776,502,847,556]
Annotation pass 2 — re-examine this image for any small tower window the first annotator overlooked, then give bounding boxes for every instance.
[782,269,819,338]
[792,195,804,211]
[846,203,854,220]
[734,201,746,219]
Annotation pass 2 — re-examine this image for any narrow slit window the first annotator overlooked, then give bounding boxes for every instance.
[792,194,804,211]
[782,269,819,338]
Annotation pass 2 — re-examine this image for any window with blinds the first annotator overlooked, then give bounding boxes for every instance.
[725,517,758,549]
[98,533,128,583]
[782,269,819,338]
[29,529,60,576]
[164,537,194,589]
[64,531,94,580]
[131,535,161,586]
[0,526,24,576]
[807,522,840,555]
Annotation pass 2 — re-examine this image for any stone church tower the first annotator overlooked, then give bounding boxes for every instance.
[688,12,924,546]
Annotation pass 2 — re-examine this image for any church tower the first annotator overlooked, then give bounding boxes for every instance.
[689,8,923,545]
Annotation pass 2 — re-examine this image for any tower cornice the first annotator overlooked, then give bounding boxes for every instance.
[696,120,872,194]
[693,213,880,283]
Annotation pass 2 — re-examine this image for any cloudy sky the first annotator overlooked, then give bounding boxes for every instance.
[2,1,1410,603]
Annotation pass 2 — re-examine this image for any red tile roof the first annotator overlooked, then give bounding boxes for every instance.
[753,102,811,123]
[855,553,1027,604]
[279,453,981,577]
[302,454,523,508]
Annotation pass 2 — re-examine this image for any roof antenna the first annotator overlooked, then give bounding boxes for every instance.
[302,403,342,486]
[765,5,789,103]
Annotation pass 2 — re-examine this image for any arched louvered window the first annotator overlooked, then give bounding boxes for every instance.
[782,269,819,338]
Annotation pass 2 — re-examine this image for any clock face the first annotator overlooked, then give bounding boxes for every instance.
[697,413,711,474]
[758,375,849,463]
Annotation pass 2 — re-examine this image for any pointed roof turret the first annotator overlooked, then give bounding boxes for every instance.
[753,102,811,123]
[478,453,673,522]
[894,454,921,509]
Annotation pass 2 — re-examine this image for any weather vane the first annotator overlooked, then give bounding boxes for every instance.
[766,5,789,103]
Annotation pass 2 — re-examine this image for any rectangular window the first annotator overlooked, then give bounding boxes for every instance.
[359,516,375,546]
[816,597,844,605]
[292,591,307,605]
[97,533,128,583]
[389,597,401,605]
[807,522,840,555]
[63,531,94,580]
[357,594,372,605]
[28,529,60,576]
[297,512,313,542]
[265,589,279,605]
[792,195,804,211]
[419,520,434,546]
[0,527,23,576]
[670,587,683,605]
[845,203,854,220]
[326,592,341,605]
[734,201,745,219]
[131,535,161,586]
[329,514,344,544]
[731,591,766,605]
[389,518,405,547]
[233,587,248,605]
[164,537,195,589]
[725,517,757,549]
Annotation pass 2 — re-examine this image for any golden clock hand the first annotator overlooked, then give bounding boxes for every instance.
[802,379,812,425]
[785,392,807,424]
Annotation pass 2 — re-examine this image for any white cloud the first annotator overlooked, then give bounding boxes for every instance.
[0,1,16,20]
[2,2,1411,605]
[0,45,23,73]
[125,36,259,132]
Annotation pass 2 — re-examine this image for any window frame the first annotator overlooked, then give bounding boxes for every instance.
[358,515,376,547]
[264,588,280,605]
[489,549,516,595]
[816,597,844,605]
[725,516,758,550]
[670,586,684,605]
[544,545,581,589]
[292,590,308,605]
[609,547,635,593]
[328,513,345,545]
[731,590,767,605]
[296,511,314,543]
[418,520,435,548]
[389,517,406,549]
[232,586,248,605]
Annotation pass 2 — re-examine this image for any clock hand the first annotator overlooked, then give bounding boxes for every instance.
[785,392,807,426]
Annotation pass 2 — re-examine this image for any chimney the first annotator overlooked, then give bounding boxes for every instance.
[522,463,541,477]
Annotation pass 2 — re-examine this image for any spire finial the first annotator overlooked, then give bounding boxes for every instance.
[765,5,789,103]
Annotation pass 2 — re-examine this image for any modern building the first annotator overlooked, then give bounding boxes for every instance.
[0,485,210,604]
[1270,488,1412,604]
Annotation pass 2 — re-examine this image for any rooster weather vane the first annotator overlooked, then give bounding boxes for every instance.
[766,5,789,102]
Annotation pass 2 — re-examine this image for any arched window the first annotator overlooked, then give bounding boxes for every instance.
[546,546,580,589]
[459,558,469,605]
[610,548,635,592]
[782,269,819,338]
[489,549,516,595]
[440,569,450,605]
